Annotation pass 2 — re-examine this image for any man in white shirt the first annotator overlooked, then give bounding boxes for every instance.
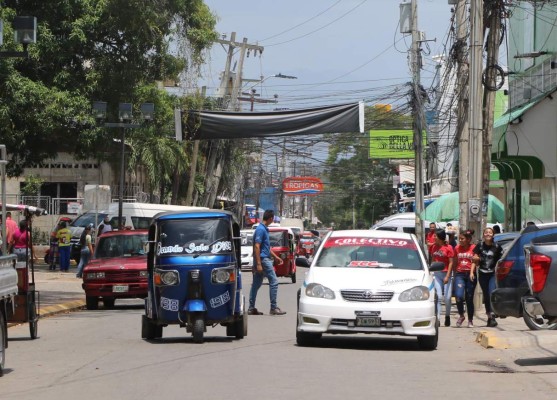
[98,216,113,235]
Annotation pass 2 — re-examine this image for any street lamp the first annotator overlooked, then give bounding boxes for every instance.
[92,101,154,229]
[238,73,297,111]
[0,16,37,58]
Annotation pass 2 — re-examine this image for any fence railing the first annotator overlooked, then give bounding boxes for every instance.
[17,196,141,216]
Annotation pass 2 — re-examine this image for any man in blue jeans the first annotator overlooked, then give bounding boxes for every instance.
[249,209,286,316]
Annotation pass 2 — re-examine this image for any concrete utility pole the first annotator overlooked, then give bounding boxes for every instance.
[481,2,503,230]
[467,0,484,235]
[456,0,470,230]
[215,34,264,111]
[409,0,425,249]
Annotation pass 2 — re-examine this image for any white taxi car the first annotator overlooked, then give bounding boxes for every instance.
[297,230,444,350]
[240,230,254,270]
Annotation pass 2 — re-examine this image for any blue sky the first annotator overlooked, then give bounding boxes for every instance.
[198,0,459,111]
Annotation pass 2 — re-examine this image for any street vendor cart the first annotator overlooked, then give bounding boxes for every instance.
[5,203,47,339]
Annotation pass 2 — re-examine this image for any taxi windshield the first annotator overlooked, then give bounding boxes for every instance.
[315,237,422,270]
[157,218,232,256]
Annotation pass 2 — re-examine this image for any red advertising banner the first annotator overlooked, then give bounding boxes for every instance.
[282,176,323,196]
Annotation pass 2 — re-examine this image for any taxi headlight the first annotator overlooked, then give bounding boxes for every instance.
[305,283,335,299]
[212,267,235,284]
[399,286,430,302]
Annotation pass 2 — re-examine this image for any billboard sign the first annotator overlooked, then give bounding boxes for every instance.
[369,129,426,159]
[282,176,323,196]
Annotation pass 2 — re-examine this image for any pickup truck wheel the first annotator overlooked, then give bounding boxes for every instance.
[0,311,6,376]
[103,298,115,309]
[523,313,557,330]
[86,296,99,310]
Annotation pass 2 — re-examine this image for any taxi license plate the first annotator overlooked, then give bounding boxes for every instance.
[356,317,381,327]
[112,285,129,293]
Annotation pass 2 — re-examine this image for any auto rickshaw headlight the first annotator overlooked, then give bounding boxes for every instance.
[280,253,287,259]
[157,270,179,286]
[212,267,235,284]
[139,270,148,278]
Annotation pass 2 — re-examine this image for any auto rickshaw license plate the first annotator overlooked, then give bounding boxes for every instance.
[113,285,129,293]
[356,317,380,327]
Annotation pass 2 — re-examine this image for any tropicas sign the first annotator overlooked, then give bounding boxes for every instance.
[282,176,323,196]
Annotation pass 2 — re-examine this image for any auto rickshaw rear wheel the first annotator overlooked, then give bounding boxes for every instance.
[141,315,162,339]
[192,315,204,343]
[291,272,297,283]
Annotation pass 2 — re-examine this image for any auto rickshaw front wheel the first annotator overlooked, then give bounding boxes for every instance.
[192,314,205,343]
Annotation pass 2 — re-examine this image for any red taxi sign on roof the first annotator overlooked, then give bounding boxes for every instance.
[282,176,323,196]
[324,237,416,249]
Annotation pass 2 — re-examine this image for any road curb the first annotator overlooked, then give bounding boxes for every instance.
[476,329,557,349]
[7,300,86,328]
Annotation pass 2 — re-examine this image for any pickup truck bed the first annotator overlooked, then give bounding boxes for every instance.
[522,242,557,323]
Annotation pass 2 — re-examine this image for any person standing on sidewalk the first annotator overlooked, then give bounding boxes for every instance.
[76,224,94,278]
[56,221,72,272]
[5,212,18,253]
[249,209,286,316]
[471,227,503,327]
[429,229,454,327]
[454,229,477,328]
[13,220,31,261]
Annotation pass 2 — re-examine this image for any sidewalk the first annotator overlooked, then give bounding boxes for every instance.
[8,261,85,328]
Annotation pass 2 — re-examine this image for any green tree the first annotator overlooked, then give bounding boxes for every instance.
[0,0,217,176]
[316,106,412,228]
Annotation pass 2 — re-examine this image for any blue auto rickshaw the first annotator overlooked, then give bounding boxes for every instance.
[141,210,247,343]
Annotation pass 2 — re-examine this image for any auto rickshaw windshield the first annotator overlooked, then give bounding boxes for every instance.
[157,218,232,256]
[269,231,287,247]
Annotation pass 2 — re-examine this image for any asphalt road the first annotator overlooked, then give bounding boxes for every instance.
[2,267,557,399]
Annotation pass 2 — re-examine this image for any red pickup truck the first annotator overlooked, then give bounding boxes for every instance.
[82,230,148,310]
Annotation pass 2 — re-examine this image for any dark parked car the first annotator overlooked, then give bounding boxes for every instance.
[494,231,520,250]
[522,239,557,329]
[491,223,557,330]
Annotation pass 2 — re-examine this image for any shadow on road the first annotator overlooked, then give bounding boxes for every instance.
[515,357,557,367]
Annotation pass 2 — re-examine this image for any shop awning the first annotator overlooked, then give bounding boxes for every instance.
[491,154,544,180]
[492,92,554,153]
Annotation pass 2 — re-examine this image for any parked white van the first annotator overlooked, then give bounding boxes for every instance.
[69,202,208,261]
[371,212,433,234]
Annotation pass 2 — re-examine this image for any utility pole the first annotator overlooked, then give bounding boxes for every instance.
[456,0,470,230]
[214,35,263,111]
[206,34,263,209]
[481,2,503,229]
[409,0,425,249]
[467,0,484,235]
